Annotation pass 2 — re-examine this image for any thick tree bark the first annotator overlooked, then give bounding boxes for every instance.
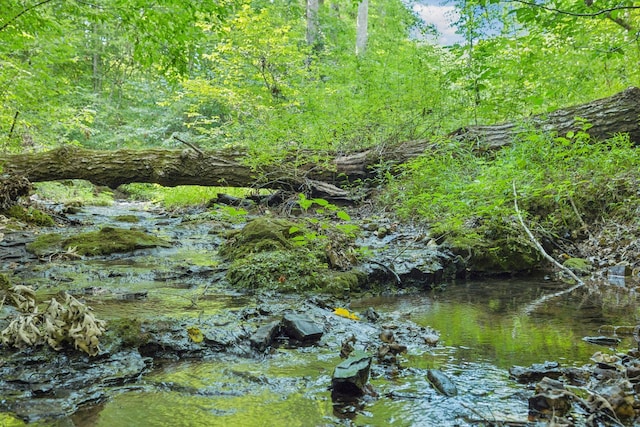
[1,87,639,199]
[451,86,640,150]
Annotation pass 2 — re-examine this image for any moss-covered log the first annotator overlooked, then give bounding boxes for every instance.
[1,87,639,195]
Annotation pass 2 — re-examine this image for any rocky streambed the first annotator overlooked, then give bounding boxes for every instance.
[1,200,640,426]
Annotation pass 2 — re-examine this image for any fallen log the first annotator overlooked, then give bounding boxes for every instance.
[451,86,640,150]
[1,87,638,197]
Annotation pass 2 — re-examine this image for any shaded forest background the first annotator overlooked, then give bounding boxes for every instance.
[2,0,639,156]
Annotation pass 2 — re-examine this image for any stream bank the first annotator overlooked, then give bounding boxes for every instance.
[1,199,640,425]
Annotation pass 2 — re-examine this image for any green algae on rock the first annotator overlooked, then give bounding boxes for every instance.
[4,205,54,227]
[26,226,171,256]
[114,214,140,223]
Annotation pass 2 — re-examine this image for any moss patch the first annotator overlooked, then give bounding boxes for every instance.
[26,226,171,256]
[0,273,11,291]
[114,215,140,223]
[220,217,303,258]
[221,217,363,294]
[448,222,542,275]
[4,205,54,227]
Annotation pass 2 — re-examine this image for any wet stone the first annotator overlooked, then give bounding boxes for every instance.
[281,312,323,342]
[249,321,281,351]
[427,369,458,397]
[331,351,372,397]
[509,361,564,383]
[583,335,621,347]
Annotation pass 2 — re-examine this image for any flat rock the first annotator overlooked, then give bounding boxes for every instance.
[281,312,323,342]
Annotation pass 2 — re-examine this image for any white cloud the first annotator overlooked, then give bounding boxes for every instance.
[413,3,463,45]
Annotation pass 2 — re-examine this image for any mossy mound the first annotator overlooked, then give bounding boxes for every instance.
[4,205,54,227]
[220,217,303,258]
[221,217,363,294]
[26,226,171,256]
[114,215,140,223]
[449,223,542,275]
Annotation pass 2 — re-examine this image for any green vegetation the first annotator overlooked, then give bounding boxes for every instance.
[34,181,113,206]
[121,184,262,208]
[384,130,640,271]
[3,0,640,272]
[221,217,362,294]
[26,226,171,257]
[4,205,54,227]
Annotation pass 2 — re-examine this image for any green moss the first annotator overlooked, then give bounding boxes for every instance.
[105,318,150,348]
[227,250,327,292]
[5,205,54,227]
[0,273,11,291]
[219,217,304,259]
[221,217,364,294]
[114,215,140,223]
[448,223,542,274]
[563,258,592,275]
[26,226,171,256]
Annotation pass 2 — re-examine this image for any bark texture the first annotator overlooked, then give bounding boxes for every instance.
[1,87,639,198]
[451,86,640,150]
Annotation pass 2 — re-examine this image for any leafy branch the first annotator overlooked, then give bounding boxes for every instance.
[0,0,56,32]
[506,0,640,18]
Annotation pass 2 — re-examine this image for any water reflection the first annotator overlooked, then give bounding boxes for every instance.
[19,279,640,426]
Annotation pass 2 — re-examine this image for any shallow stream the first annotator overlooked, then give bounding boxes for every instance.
[2,202,639,426]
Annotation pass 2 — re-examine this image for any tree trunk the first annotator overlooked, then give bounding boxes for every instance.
[355,0,368,56]
[1,87,639,199]
[306,0,319,47]
[450,86,640,150]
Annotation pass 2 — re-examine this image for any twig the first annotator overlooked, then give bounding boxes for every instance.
[512,181,584,287]
[173,135,204,156]
[506,0,640,18]
[369,260,401,284]
[568,195,593,240]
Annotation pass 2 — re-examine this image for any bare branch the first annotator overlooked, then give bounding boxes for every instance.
[512,181,584,286]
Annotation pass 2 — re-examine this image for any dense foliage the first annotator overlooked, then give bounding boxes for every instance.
[2,0,640,267]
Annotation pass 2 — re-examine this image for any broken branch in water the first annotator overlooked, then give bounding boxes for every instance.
[512,181,584,286]
[512,182,584,315]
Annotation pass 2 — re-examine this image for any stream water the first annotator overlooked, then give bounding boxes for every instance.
[3,202,640,426]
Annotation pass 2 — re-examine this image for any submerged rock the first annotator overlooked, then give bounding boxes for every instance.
[0,348,150,422]
[509,361,564,383]
[426,369,458,397]
[26,226,171,257]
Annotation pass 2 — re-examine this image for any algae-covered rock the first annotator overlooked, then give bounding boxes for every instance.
[219,217,303,259]
[5,205,54,227]
[26,226,171,256]
[114,214,140,223]
[222,217,364,294]
[331,351,372,397]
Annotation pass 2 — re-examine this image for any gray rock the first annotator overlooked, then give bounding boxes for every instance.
[281,313,323,342]
[249,321,281,351]
[331,351,372,397]
[426,369,457,397]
